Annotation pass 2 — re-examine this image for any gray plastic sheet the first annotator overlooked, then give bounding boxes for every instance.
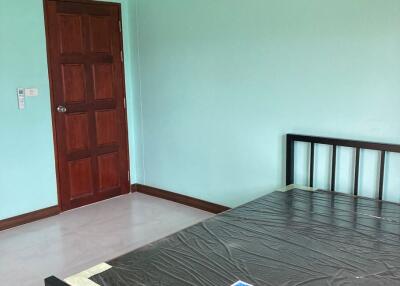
[90,189,400,285]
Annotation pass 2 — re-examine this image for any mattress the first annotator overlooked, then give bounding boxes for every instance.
[63,189,400,286]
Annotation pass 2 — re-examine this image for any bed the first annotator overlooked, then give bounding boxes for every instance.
[45,134,400,286]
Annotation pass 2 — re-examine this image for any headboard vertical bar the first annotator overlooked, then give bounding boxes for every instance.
[331,145,337,191]
[378,151,386,200]
[286,134,400,201]
[286,135,295,185]
[310,143,315,187]
[354,148,361,196]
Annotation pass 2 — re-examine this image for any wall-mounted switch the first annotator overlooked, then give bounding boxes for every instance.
[25,88,39,97]
[17,88,25,110]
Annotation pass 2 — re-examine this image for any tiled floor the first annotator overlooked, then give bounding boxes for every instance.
[0,193,214,286]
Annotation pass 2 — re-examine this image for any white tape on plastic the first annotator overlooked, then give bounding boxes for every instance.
[64,263,112,286]
[277,184,316,192]
[64,277,100,286]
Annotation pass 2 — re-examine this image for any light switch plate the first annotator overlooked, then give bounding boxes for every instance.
[25,88,39,97]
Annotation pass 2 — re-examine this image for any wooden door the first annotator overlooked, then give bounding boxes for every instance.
[44,0,130,210]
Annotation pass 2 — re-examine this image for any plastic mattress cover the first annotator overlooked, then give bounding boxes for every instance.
[86,189,400,286]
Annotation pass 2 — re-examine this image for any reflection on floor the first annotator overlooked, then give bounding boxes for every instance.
[0,192,213,286]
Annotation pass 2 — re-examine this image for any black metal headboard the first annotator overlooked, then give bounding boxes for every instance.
[286,134,400,200]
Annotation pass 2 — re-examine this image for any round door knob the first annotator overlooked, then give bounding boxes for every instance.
[57,106,67,113]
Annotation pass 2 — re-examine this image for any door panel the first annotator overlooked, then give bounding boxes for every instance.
[89,16,112,53]
[95,110,118,146]
[98,153,120,192]
[64,113,90,153]
[61,64,86,103]
[68,158,94,199]
[92,64,114,100]
[45,0,130,210]
[58,14,84,54]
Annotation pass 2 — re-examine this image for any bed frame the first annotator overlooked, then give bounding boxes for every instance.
[286,134,400,200]
[45,277,69,286]
[45,134,400,285]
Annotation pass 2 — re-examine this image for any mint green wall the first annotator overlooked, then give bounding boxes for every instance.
[135,0,400,207]
[0,0,139,220]
[127,0,145,183]
[2,0,400,220]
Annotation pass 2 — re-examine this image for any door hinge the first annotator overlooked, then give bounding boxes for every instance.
[119,21,122,33]
[123,98,126,109]
[128,171,130,180]
[120,50,124,62]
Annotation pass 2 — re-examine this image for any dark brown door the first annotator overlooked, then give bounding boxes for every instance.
[44,0,130,210]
